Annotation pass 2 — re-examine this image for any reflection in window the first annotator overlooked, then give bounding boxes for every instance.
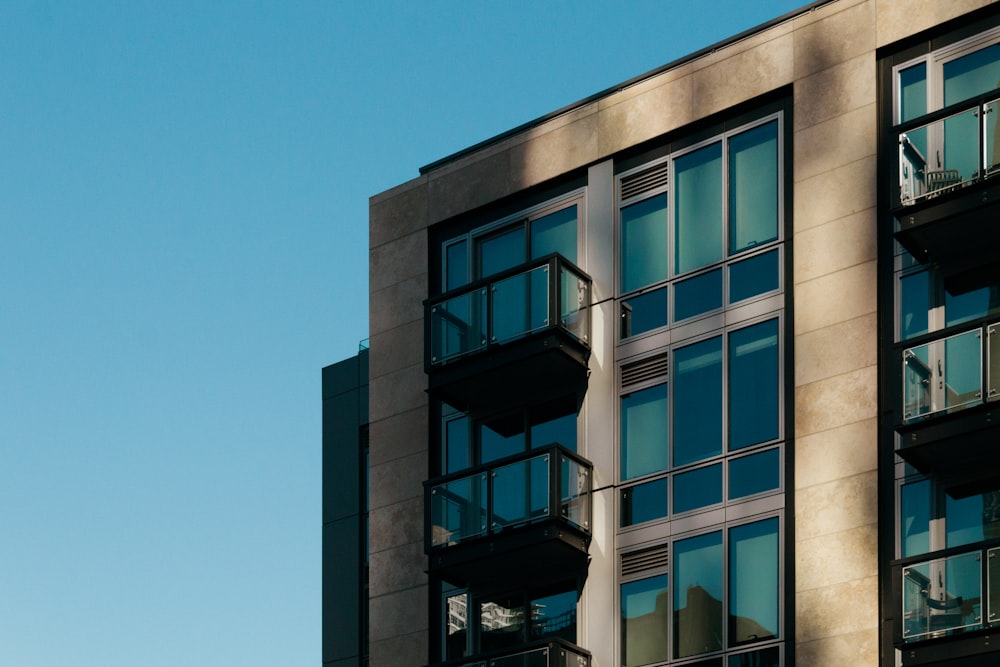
[943,44,1000,106]
[530,590,576,641]
[675,143,723,274]
[729,121,779,255]
[479,226,525,278]
[674,337,723,467]
[531,206,577,264]
[445,591,469,660]
[674,531,723,658]
[728,646,780,667]
[480,413,525,463]
[622,195,669,293]
[729,519,779,645]
[729,320,780,450]
[622,383,669,480]
[673,464,722,515]
[622,575,670,667]
[622,478,669,527]
[899,63,927,123]
[480,595,526,653]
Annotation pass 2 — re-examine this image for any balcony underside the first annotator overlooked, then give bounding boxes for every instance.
[428,519,590,590]
[895,180,1000,295]
[896,406,1000,498]
[901,632,999,666]
[427,330,590,415]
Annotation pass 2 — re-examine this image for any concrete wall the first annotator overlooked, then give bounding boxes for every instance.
[366,1,998,665]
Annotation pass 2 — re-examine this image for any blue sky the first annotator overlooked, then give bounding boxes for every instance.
[0,1,805,665]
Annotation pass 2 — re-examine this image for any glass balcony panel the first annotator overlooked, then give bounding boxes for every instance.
[902,551,982,641]
[989,548,1000,625]
[492,454,550,530]
[492,266,550,344]
[903,328,983,421]
[560,265,590,342]
[990,324,1000,402]
[489,647,548,667]
[988,100,1000,177]
[430,474,487,546]
[431,290,487,363]
[899,106,984,206]
[560,455,591,530]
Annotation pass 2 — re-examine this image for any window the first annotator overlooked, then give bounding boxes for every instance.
[617,116,782,340]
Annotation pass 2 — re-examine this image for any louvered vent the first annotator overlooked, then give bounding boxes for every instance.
[621,544,669,578]
[620,162,669,201]
[621,353,669,391]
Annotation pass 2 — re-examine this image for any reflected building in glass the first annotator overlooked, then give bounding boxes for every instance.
[325,2,1000,667]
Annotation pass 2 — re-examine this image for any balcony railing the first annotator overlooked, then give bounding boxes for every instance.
[896,92,1000,208]
[427,445,592,550]
[427,254,591,367]
[898,546,1000,642]
[440,638,591,667]
[902,322,1000,423]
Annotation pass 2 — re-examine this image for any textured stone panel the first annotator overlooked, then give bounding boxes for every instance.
[368,496,424,554]
[369,451,425,514]
[370,178,429,249]
[510,111,599,190]
[691,33,794,119]
[794,314,876,387]
[427,149,512,224]
[796,627,879,667]
[794,53,876,130]
[796,523,878,591]
[795,576,878,643]
[369,273,427,339]
[369,631,429,667]
[368,319,424,384]
[794,103,876,183]
[876,0,996,48]
[793,0,875,79]
[368,362,427,424]
[793,156,876,232]
[368,406,428,467]
[369,586,429,642]
[796,366,877,438]
[597,73,694,157]
[795,470,877,541]
[794,210,876,284]
[369,540,427,597]
[794,261,877,336]
[796,418,877,490]
[370,230,427,294]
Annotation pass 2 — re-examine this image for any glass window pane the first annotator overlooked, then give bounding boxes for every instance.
[530,590,576,642]
[675,269,723,322]
[622,383,669,480]
[480,595,526,653]
[621,287,668,339]
[729,518,779,645]
[674,531,723,658]
[947,492,986,549]
[943,44,1000,106]
[531,206,577,264]
[729,320,780,450]
[900,479,931,557]
[728,646,780,667]
[673,464,722,515]
[729,121,779,255]
[900,270,929,340]
[899,62,927,123]
[446,240,468,291]
[445,592,469,660]
[480,413,525,463]
[622,478,669,527]
[530,397,577,451]
[729,448,781,500]
[492,454,549,530]
[479,226,525,278]
[622,195,668,292]
[945,285,993,327]
[444,412,469,474]
[675,142,723,274]
[622,575,670,667]
[674,337,723,467]
[729,249,779,304]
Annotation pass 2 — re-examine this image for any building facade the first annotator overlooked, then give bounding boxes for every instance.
[334,1,1000,666]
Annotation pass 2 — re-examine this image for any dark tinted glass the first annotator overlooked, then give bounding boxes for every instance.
[899,270,929,339]
[530,397,577,450]
[729,121,779,255]
[479,226,524,278]
[480,594,525,652]
[675,142,723,274]
[621,478,668,527]
[945,285,992,327]
[530,590,576,641]
[480,413,525,463]
[446,240,468,291]
[621,287,668,338]
[622,383,669,480]
[728,646,780,667]
[900,479,930,557]
[729,518,779,645]
[622,575,669,667]
[621,195,668,292]
[531,206,577,263]
[673,337,723,466]
[674,531,723,658]
[444,414,469,474]
[729,320,780,450]
[729,250,779,304]
[675,269,723,321]
[673,464,722,514]
[729,448,780,500]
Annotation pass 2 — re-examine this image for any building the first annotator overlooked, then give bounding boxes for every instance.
[326,1,1000,665]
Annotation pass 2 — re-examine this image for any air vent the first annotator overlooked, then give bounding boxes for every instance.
[620,162,669,202]
[621,544,669,578]
[621,353,669,391]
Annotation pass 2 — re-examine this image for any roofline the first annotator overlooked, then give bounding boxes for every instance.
[419,0,835,176]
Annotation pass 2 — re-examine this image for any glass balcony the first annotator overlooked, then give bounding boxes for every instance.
[428,445,592,549]
[428,254,591,366]
[896,94,1000,208]
[901,549,983,641]
[443,639,591,667]
[903,327,984,421]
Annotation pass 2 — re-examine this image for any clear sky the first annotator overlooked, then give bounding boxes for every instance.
[0,1,806,665]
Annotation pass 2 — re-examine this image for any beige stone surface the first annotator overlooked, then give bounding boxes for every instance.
[794,103,876,183]
[795,524,878,591]
[793,155,876,231]
[795,365,877,437]
[369,273,426,339]
[369,631,428,667]
[368,362,427,424]
[691,33,794,119]
[427,149,512,224]
[794,210,876,284]
[793,0,875,79]
[370,230,427,294]
[876,0,997,47]
[369,179,428,248]
[369,449,426,514]
[794,53,875,130]
[509,111,599,191]
[795,627,879,667]
[795,418,877,490]
[369,540,427,597]
[793,261,877,336]
[368,319,424,383]
[794,314,876,387]
[795,575,878,643]
[598,75,694,158]
[369,586,429,642]
[368,407,428,467]
[368,496,424,552]
[795,470,877,541]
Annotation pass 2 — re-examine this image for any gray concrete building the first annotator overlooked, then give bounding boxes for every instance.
[327,1,1000,665]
